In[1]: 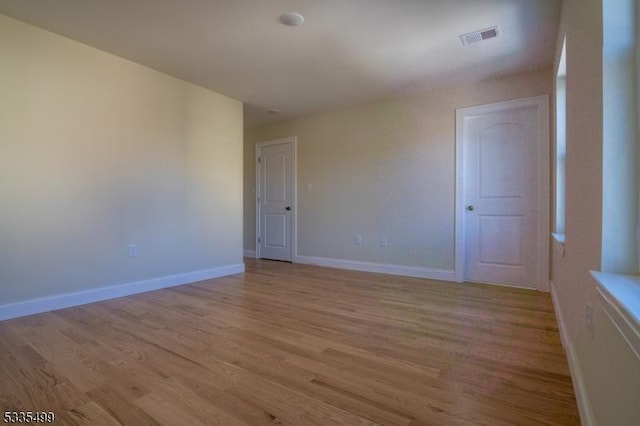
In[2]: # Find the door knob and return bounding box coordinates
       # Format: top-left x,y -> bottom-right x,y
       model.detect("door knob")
466,205 -> 474,211
285,206 -> 291,211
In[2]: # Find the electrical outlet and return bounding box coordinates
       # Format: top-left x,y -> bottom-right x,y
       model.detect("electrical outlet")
129,244 -> 137,257
379,236 -> 388,247
355,234 -> 362,245
585,303 -> 594,338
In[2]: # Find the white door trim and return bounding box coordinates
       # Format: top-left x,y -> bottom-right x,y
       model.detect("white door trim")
455,96 -> 550,291
255,137 -> 298,261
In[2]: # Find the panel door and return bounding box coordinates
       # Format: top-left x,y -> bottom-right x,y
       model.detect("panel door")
259,142 -> 293,261
463,105 -> 540,288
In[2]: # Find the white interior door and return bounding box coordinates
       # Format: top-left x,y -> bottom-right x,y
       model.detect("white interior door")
257,139 -> 294,261
458,98 -> 547,289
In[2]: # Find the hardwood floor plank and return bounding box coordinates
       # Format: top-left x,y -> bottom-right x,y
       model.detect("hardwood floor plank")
86,384 -> 159,425
68,401 -> 122,425
0,259 -> 579,425
134,393 -> 208,426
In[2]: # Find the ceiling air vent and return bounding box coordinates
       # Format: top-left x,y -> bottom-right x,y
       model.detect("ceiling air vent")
460,26 -> 500,46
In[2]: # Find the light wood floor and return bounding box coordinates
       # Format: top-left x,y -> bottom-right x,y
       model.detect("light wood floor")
0,259 -> 579,425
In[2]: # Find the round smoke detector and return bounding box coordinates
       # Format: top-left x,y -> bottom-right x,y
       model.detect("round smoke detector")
279,12 -> 304,27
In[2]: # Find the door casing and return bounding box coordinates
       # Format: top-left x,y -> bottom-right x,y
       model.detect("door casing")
455,96 -> 550,291
255,136 -> 298,261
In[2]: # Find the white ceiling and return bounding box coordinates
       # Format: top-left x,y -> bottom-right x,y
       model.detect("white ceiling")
0,0 -> 561,128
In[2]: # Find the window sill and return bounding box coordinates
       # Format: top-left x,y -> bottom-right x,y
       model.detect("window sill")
591,271 -> 640,360
552,233 -> 566,257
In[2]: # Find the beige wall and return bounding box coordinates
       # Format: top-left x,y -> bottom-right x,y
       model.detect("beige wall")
551,0 -> 640,424
0,15 -> 243,304
244,69 -> 551,270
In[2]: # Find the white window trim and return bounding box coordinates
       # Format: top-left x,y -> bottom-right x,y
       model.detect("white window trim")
590,0 -> 640,364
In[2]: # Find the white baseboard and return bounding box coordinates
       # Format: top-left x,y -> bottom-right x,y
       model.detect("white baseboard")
294,255 -> 456,282
0,263 -> 245,321
550,281 -> 596,426
243,250 -> 257,258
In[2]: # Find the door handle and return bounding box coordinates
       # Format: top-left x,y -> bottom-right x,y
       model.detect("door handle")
466,205 -> 474,211
285,206 -> 291,211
